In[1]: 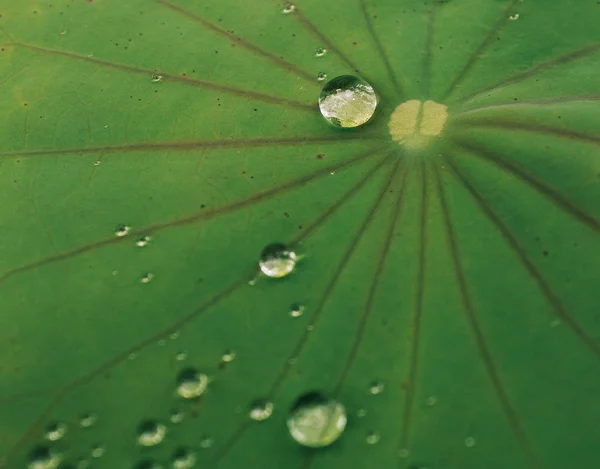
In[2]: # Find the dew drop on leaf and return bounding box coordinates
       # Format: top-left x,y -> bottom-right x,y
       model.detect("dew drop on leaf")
317,72 -> 327,81
137,461 -> 164,469
170,409 -> 185,424
366,431 -> 380,445
282,3 -> 295,13
290,303 -> 305,318
141,273 -> 155,284
319,75 -> 377,128
172,448 -> 196,469
90,445 -> 105,458
315,47 -> 327,57
45,422 -> 67,441
76,459 -> 90,469
151,73 -> 163,82
136,235 -> 151,247
287,392 -> 347,448
356,408 -> 367,417
426,395 -> 438,406
28,446 -> 61,469
114,224 -> 130,237
175,352 -> 188,361
79,413 -> 97,428
368,381 -> 384,395
249,399 -> 274,421
465,437 -> 476,447
259,243 -> 297,278
221,350 -> 236,362
176,369 -> 209,399
199,436 -> 214,449
137,420 -> 167,447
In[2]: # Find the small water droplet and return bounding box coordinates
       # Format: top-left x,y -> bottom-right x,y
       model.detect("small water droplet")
91,445 -> 105,458
170,409 -> 185,424
465,437 -> 476,447
136,235 -> 151,247
356,408 -> 367,417
398,448 -> 410,458
306,324 -> 314,331
170,331 -> 180,340
87,52 -> 94,58
115,224 -> 130,237
129,352 -> 138,360
290,303 -> 305,318
369,381 -> 384,395
319,75 -> 377,128
137,421 -> 167,447
249,400 -> 274,421
93,160 -> 101,166
509,13 -> 519,20
136,461 -> 164,469
287,392 -> 347,448
550,319 -> 561,328
80,413 -> 97,428
221,350 -> 236,363
259,243 -> 297,278
315,47 -> 327,57
76,459 -> 90,469
176,369 -> 209,399
172,448 -> 196,469
175,352 -> 188,361
426,395 -> 438,406
317,72 -> 328,81
151,73 -> 163,82
141,273 -> 155,284
60,30 -> 67,35
282,3 -> 295,13
28,446 -> 61,469
45,422 -> 67,442
158,339 -> 166,346
199,436 -> 214,449
366,431 -> 380,445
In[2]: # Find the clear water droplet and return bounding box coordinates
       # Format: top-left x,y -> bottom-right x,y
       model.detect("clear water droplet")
158,339 -> 166,346
249,400 -> 274,421
315,47 -> 327,57
115,224 -> 130,237
366,431 -> 380,445
76,459 -> 90,469
80,413 -> 97,428
136,235 -> 151,247
45,422 -> 67,441
259,243 -> 297,278
93,160 -> 101,166
172,448 -> 196,469
176,369 -> 209,399
369,381 -> 384,395
356,408 -> 367,417
287,392 -> 347,448
319,75 -> 377,128
141,273 -> 155,284
426,395 -> 438,406
221,350 -> 236,363
170,331 -> 180,340
137,421 -> 167,447
170,409 -> 185,424
199,436 -> 214,449
465,437 -> 476,447
290,303 -> 305,318
91,445 -> 105,458
60,29 -> 67,35
151,73 -> 163,82
317,72 -> 328,81
509,13 -> 519,20
136,461 -> 164,469
175,352 -> 188,361
282,3 -> 295,13
28,446 -> 61,469
129,352 -> 138,360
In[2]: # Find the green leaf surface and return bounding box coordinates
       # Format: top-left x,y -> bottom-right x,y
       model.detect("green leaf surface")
1,0 -> 599,468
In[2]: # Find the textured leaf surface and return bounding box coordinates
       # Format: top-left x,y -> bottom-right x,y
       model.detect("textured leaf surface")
1,0 -> 599,468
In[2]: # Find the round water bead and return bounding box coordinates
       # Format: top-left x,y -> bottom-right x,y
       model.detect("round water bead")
28,446 -> 62,469
259,243 -> 297,278
249,400 -> 274,421
45,422 -> 67,441
287,392 -> 347,448
176,369 -> 209,399
319,75 -> 377,128
137,420 -> 167,447
172,448 -> 196,469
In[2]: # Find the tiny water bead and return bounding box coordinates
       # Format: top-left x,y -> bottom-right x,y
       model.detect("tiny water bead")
76,459 -> 90,469
369,381 -> 384,395
90,445 -> 105,458
170,409 -> 185,424
287,392 -> 347,448
319,75 -> 377,128
115,224 -> 130,237
45,422 -> 67,441
176,369 -> 209,399
175,352 -> 188,361
290,303 -> 305,318
259,243 -> 297,278
28,446 -> 61,469
315,47 -> 327,57
249,400 -> 274,421
136,235 -> 151,247
282,3 -> 295,13
151,73 -> 163,82
426,395 -> 438,406
317,72 -> 327,81
221,350 -> 236,362
172,448 -> 196,469
141,273 -> 155,284
137,421 -> 167,447
80,413 -> 97,428
465,437 -> 476,448
366,431 -> 380,445
137,461 -> 164,469
199,436 -> 214,449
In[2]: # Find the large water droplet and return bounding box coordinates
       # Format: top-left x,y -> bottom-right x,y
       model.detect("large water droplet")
176,369 -> 209,399
287,392 -> 347,448
249,400 -> 274,421
28,446 -> 61,469
45,422 -> 67,441
137,421 -> 167,447
290,303 -> 305,318
319,75 -> 377,128
172,448 -> 196,469
259,243 -> 297,278
80,413 -> 97,428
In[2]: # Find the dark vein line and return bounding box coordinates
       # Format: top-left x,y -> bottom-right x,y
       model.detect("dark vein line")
453,118 -> 600,147
4,153 -> 391,466
0,146 -> 385,286
439,0 -> 521,102
444,156 -> 600,359
0,134 -> 376,159
433,165 -> 541,469
452,138 -> 600,234
358,0 -> 403,98
454,95 -> 600,117
398,160 -> 428,452
421,5 -> 437,99
11,42 -> 315,111
210,153 -> 396,465
460,42 -> 600,104
155,0 -> 317,84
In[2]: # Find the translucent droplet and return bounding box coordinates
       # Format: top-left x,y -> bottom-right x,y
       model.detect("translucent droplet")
282,3 -> 295,13
170,331 -> 180,340
356,408 -> 367,418
137,421 -> 167,447
319,75 -> 377,128
317,72 -> 328,81
176,369 -> 209,399
172,448 -> 196,469
45,422 -> 67,441
199,436 -> 214,449
259,243 -> 297,278
170,409 -> 185,424
175,352 -> 187,361
76,458 -> 90,469
28,446 -> 61,469
115,224 -> 130,237
221,350 -> 236,363
366,431 -> 380,445
136,235 -> 151,247
369,381 -> 384,395
290,303 -> 305,318
93,160 -> 101,166
137,461 -> 164,469
128,352 -> 138,360
151,73 -> 163,82
465,437 -> 476,447
141,273 -> 154,284
91,445 -> 105,458
80,413 -> 97,428
426,395 -> 438,406
509,13 -> 519,20
315,47 -> 327,57
249,400 -> 274,421
287,392 -> 347,448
